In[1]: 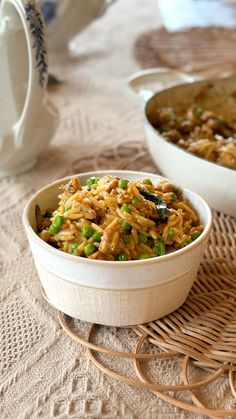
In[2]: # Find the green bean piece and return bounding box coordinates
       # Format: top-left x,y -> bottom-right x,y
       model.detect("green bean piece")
138,233 -> 148,244
84,243 -> 96,256
123,235 -> 130,245
139,253 -> 151,260
54,215 -> 64,228
167,228 -> 174,237
118,252 -> 128,261
122,220 -> 131,231
191,231 -> 202,241
70,242 -> 79,252
143,178 -> 152,185
82,225 -> 94,238
92,231 -> 103,242
118,178 -> 128,189
49,224 -> 60,235
153,240 -> 165,256
121,204 -> 130,213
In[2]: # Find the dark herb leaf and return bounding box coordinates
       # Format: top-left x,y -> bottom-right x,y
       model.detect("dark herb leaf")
138,188 -> 168,220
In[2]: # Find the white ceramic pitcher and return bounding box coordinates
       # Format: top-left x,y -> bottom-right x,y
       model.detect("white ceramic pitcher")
0,0 -> 59,178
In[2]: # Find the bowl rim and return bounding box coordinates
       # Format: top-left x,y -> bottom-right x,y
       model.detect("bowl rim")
23,169 -> 212,266
142,77 -> 236,175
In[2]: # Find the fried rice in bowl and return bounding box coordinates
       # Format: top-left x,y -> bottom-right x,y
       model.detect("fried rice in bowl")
23,170 -> 212,326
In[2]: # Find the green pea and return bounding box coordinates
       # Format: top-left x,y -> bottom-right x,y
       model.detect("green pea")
82,225 -> 94,238
139,253 -> 151,260
191,231 -> 202,241
49,224 -> 60,235
70,242 -> 79,252
86,177 -> 100,190
118,252 -> 128,261
153,240 -> 165,256
122,220 -> 131,231
143,178 -> 152,185
123,235 -> 130,245
84,243 -> 96,256
138,233 -> 148,244
167,228 -> 174,237
118,178 -> 128,189
92,231 -> 102,242
121,204 -> 130,213
132,197 -> 139,205
64,206 -> 71,212
54,215 -> 64,228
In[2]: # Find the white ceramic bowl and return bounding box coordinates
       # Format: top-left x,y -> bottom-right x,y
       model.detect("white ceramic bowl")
127,69 -> 236,217
23,170 -> 212,326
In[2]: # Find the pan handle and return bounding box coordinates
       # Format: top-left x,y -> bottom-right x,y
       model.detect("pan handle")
126,68 -> 195,105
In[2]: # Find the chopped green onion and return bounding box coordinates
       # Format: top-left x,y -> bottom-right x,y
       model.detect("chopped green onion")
139,253 -> 151,260
167,228 -> 174,237
138,233 -> 148,244
118,252 -> 128,261
122,220 -> 131,231
54,215 -> 64,228
84,243 -> 96,256
123,235 -> 130,245
191,231 -> 202,241
118,178 -> 128,189
49,224 -> 60,235
121,204 -> 130,213
92,231 -> 103,242
64,206 -> 71,212
82,225 -> 94,238
153,240 -> 165,256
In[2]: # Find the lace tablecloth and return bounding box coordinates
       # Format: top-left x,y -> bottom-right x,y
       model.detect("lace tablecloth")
1,1 -> 234,418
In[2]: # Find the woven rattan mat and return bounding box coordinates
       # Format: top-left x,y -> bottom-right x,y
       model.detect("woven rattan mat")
134,27 -> 236,77
42,141 -> 236,418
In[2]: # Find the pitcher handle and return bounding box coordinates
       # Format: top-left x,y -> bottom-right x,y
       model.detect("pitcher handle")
1,0 -> 48,149
126,68 -> 196,105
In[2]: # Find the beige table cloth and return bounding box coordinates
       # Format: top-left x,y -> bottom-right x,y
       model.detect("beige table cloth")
1,1 -> 234,417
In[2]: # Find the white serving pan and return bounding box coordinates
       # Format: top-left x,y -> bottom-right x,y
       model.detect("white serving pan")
23,170 -> 212,326
127,68 -> 236,217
